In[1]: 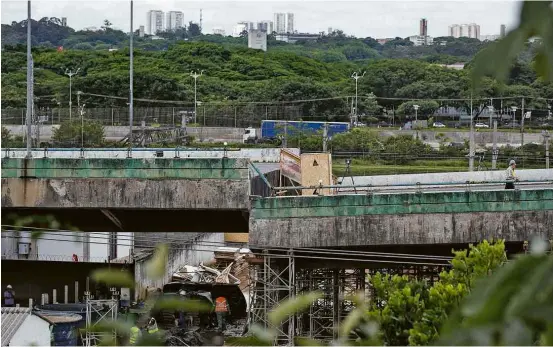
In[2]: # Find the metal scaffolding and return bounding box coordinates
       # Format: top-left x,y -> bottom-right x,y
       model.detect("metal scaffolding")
83,288 -> 119,347
249,250 -> 447,346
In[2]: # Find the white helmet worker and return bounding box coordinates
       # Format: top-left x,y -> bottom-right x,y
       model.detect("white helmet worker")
6,285 -> 12,289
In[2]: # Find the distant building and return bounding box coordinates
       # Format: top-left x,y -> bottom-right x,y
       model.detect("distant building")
232,22 -> 247,37
248,29 -> 267,51
166,11 -> 184,31
83,26 -> 98,31
258,20 -> 274,33
420,18 -> 428,37
276,32 -> 320,44
274,12 -> 294,34
408,35 -> 433,46
480,34 -> 500,41
147,10 -> 164,35
449,23 -> 480,39
212,27 -> 226,35
376,38 -> 394,45
287,13 -> 294,33
500,24 -> 506,38
61,17 -> 67,27
139,25 -> 145,37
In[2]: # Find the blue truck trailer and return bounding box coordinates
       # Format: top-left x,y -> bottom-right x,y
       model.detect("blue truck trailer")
243,120 -> 350,143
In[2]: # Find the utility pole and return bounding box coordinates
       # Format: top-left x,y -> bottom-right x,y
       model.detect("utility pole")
351,71 -> 365,126
322,122 -> 328,152
64,68 -> 80,121
492,120 -> 498,169
129,0 -> 134,152
26,0 -> 32,157
190,70 -> 204,125
413,104 -> 420,139
520,97 -> 525,147
469,94 -> 475,171
543,130 -> 550,169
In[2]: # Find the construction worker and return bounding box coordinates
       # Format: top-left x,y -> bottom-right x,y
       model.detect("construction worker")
215,296 -> 229,331
147,317 -> 159,335
3,285 -> 15,307
129,316 -> 142,346
505,160 -> 518,189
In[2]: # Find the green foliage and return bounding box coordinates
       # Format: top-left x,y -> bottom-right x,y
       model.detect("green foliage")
438,241 -> 553,346
368,240 -> 507,346
397,100 -> 440,117
52,119 -> 105,147
471,1 -> 553,84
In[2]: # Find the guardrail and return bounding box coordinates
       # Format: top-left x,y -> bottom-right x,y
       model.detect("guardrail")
253,178 -> 553,197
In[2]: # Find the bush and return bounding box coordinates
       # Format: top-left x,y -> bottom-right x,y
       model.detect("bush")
52,119 -> 105,147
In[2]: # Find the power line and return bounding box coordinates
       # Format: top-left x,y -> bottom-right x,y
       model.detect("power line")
2,227 -> 454,262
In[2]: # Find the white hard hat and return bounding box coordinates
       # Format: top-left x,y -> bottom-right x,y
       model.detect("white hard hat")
509,160 -> 516,166
7,285 -> 12,289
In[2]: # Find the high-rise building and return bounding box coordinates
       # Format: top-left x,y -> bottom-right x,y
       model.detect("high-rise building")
448,23 -> 480,39
500,24 -> 506,38
419,18 -> 428,37
286,13 -> 294,33
274,13 -> 286,33
232,22 -> 248,37
139,25 -> 145,37
258,20 -> 274,33
61,17 -> 67,27
166,11 -> 184,31
146,10 -> 164,35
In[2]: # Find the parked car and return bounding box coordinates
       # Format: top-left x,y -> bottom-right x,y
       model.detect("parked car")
432,122 -> 446,128
503,121 -> 520,128
475,123 -> 490,128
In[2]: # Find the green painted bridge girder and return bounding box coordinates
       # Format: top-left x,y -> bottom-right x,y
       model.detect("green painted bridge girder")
251,189 -> 553,218
1,158 -> 249,179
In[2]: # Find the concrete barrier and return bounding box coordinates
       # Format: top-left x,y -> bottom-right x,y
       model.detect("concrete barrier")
340,169 -> 553,189
2,148 -> 300,163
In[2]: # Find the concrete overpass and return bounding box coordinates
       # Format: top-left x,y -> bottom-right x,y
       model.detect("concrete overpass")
249,188 -> 553,248
1,157 -> 252,233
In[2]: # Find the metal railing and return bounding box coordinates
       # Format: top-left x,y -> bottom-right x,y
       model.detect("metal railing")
1,253 -> 131,263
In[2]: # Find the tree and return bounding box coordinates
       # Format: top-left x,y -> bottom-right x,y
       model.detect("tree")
52,119 -> 105,147
102,19 -> 112,30
187,22 -> 201,37
368,240 -> 507,346
397,100 -> 439,117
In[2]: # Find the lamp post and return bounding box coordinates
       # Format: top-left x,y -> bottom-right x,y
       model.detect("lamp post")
543,130 -> 550,169
413,104 -> 420,139
129,0 -> 134,153
511,106 -> 518,129
26,0 -> 32,157
351,71 -> 366,126
190,70 -> 204,125
64,68 -> 80,121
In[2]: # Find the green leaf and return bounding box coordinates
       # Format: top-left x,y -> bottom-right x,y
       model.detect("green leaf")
91,269 -> 135,288
154,297 -> 212,312
268,291 -> 322,326
145,244 -> 168,280
340,308 -> 364,338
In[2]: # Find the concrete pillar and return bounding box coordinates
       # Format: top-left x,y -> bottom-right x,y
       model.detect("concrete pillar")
64,285 -> 68,304
53,289 -> 57,304
75,281 -> 79,303
29,298 -> 33,308
492,120 -> 498,170
41,294 -> 45,305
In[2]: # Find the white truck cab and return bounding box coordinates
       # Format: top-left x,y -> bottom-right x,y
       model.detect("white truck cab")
243,127 -> 258,143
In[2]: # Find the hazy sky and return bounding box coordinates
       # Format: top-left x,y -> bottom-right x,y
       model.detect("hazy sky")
2,0 -> 521,38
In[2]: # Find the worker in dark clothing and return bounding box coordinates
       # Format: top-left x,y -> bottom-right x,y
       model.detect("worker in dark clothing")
3,285 -> 15,307
215,296 -> 229,331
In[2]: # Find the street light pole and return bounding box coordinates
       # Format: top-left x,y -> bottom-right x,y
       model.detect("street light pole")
413,104 -> 420,139
26,0 -> 32,157
469,93 -> 475,171
351,71 -> 365,126
190,70 -> 204,125
65,68 -> 80,121
129,0 -> 134,151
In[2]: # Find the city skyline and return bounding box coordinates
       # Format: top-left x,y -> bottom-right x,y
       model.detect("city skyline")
1,1 -> 520,39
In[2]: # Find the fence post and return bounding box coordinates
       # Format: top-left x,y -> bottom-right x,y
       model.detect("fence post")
75,281 -> 79,303
64,285 -> 69,304
53,289 -> 57,304
234,107 -> 237,128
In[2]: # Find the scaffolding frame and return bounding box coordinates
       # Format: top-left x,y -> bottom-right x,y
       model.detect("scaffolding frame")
250,250 -> 447,346
83,288 -> 119,347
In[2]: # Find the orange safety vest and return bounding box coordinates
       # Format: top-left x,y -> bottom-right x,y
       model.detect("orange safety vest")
215,297 -> 228,312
